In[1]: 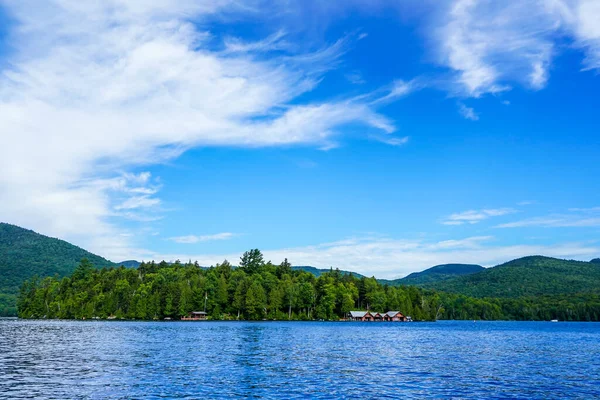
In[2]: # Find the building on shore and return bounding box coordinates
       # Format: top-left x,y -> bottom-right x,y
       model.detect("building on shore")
348,310 -> 408,322
181,311 -> 207,321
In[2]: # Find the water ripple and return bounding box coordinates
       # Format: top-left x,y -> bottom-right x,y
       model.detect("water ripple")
1,320 -> 599,399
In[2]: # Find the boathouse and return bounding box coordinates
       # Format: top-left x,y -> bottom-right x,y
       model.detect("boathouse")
384,311 -> 406,322
348,310 -> 408,322
349,311 -> 374,321
181,311 -> 207,321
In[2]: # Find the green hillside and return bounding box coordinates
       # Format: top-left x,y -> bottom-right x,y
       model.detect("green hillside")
118,260 -> 141,268
0,223 -> 115,316
292,266 -> 365,278
426,256 -> 600,298
380,263 -> 484,286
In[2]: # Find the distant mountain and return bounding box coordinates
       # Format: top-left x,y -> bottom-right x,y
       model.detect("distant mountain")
292,266 -> 365,278
380,263 -> 484,286
591,258 -> 600,264
0,223 -> 115,316
425,256 -> 600,298
118,260 -> 141,268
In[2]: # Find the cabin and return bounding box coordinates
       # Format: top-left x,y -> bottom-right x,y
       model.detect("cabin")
348,311 -> 374,321
348,310 -> 408,322
181,311 -> 207,321
384,311 -> 406,322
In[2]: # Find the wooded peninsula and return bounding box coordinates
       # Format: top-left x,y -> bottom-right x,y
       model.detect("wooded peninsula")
17,249 -> 600,322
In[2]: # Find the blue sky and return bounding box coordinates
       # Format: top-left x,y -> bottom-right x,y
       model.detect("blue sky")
0,0 -> 599,278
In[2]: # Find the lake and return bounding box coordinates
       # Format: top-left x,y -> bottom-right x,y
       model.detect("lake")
1,320 -> 599,399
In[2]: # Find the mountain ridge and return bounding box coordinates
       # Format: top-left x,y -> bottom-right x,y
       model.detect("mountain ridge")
424,255 -> 600,298
2,222 -> 600,315
379,263 -> 485,286
0,223 -> 115,315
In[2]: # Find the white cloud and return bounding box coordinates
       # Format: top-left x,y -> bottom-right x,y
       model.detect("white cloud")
223,30 -> 289,53
345,72 -> 366,84
518,200 -> 536,206
434,0 -> 600,96
458,102 -> 479,120
575,0 -> 600,70
0,0 -> 399,259
371,78 -> 423,105
371,135 -> 410,146
114,196 -> 160,211
168,233 -> 236,244
497,207 -> 600,228
442,208 -> 517,225
148,235 -> 599,279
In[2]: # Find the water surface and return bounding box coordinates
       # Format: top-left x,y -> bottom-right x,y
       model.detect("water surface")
1,320 -> 599,399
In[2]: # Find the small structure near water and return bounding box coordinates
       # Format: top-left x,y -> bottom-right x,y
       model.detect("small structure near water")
181,311 -> 207,321
348,311 -> 408,322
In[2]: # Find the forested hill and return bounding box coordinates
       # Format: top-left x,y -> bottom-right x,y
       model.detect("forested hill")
425,256 -> 600,298
118,260 -> 141,268
292,266 -> 365,278
18,255 -> 600,321
0,223 -> 115,315
107,263 -> 363,278
380,264 -> 485,286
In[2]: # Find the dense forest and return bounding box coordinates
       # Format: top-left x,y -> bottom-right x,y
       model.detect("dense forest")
0,223 -> 115,316
427,256 -> 600,298
18,250 -> 600,321
380,263 -> 485,286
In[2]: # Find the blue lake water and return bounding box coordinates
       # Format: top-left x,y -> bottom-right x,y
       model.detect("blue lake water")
1,320 -> 599,399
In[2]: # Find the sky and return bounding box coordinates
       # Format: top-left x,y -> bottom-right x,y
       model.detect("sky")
0,0 -> 599,278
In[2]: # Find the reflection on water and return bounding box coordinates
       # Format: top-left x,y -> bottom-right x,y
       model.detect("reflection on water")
1,320 -> 599,399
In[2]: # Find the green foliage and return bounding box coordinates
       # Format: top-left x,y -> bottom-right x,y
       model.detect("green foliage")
427,256 -> 600,298
0,223 -> 115,316
18,251 -> 600,322
6,222 -> 600,322
17,251 -> 441,321
292,266 -> 364,278
382,264 -> 485,286
438,292 -> 600,321
239,249 -> 264,275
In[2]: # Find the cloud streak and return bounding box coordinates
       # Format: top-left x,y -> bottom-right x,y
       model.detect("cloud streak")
433,0 -> 600,96
149,235 -> 599,279
0,0 -> 400,259
442,208 -> 517,225
458,103 -> 479,120
497,207 -> 600,228
168,233 -> 237,244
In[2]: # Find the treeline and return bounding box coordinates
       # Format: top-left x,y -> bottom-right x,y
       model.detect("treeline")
439,293 -> 600,321
17,250 -> 600,321
17,250 -> 441,321
0,222 -> 115,316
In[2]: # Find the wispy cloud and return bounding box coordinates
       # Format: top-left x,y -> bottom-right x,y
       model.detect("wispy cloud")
458,102 -> 479,120
371,78 -> 424,105
114,196 -> 160,211
371,135 -> 410,146
223,30 -> 289,53
345,72 -> 366,84
442,208 -> 517,225
518,200 -> 537,206
0,1 -> 401,259
150,235 -> 599,279
168,233 -> 237,244
433,0 -> 600,96
497,207 -> 600,228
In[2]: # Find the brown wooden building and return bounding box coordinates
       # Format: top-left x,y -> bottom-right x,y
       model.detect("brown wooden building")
181,311 -> 207,321
348,310 -> 407,322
